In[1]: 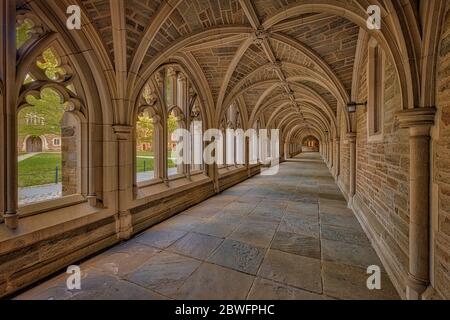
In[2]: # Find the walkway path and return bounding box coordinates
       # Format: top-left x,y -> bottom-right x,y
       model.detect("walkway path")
16,153 -> 399,300
17,152 -> 40,162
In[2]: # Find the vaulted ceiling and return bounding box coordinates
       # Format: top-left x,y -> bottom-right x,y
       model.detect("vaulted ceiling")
20,0 -> 382,143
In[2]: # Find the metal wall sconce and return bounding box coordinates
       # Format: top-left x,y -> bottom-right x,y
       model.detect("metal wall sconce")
347,101 -> 367,113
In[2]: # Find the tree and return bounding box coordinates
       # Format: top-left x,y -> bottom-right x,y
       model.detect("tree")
136,114 -> 154,145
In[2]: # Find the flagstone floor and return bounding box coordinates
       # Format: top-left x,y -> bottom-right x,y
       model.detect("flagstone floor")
15,153 -> 400,300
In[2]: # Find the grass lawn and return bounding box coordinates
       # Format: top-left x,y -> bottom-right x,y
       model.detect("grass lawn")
136,157 -> 155,173
137,151 -> 155,157
136,157 -> 177,172
18,153 -> 62,188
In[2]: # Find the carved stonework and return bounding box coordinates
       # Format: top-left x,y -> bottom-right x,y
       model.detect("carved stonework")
167,67 -> 177,78
113,125 -> 133,141
396,108 -> 436,129
254,29 -> 269,45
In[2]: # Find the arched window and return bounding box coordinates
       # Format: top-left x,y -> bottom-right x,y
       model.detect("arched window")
17,47 -> 85,207
190,100 -> 203,172
248,121 -> 259,165
235,112 -> 245,166
167,109 -> 184,177
222,104 -> 245,168
368,37 -> 384,141
136,109 -> 156,183
135,64 -> 205,185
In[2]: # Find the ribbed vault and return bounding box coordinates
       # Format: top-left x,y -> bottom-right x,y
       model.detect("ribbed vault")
21,0 -> 426,151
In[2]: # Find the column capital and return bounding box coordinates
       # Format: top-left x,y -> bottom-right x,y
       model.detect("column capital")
177,72 -> 187,82
396,107 -> 436,129
113,125 -> 133,140
167,67 -> 177,78
346,132 -> 357,143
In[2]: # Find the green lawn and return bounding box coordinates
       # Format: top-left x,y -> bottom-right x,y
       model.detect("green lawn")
136,157 -> 155,173
137,151 -> 154,157
136,157 -> 177,172
18,153 -> 62,188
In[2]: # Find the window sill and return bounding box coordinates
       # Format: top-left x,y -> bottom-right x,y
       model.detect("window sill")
168,173 -> 187,181
218,165 -> 247,176
19,194 -> 87,219
134,173 -> 211,203
0,202 -> 116,251
190,169 -> 205,176
137,178 -> 162,189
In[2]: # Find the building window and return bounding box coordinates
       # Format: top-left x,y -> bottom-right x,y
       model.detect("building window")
17,47 -> 82,207
53,138 -> 61,146
136,109 -> 156,183
136,65 -> 206,185
190,101 -> 204,172
367,38 -> 384,141
168,109 -> 184,177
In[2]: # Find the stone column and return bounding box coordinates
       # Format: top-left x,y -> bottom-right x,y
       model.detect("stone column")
330,138 -> 335,172
113,125 -> 134,240
347,132 -> 357,207
397,108 -> 436,300
177,73 -> 189,178
1,1 -> 18,229
335,137 -> 340,178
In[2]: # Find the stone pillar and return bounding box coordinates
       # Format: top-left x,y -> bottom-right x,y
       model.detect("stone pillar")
177,73 -> 189,177
347,132 -> 357,207
1,1 -> 18,229
335,137 -> 340,178
113,125 -> 134,240
397,108 -> 436,300
330,138 -> 335,172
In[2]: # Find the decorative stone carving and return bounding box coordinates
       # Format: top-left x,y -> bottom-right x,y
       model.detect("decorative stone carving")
253,29 -> 269,45
167,67 -> 177,78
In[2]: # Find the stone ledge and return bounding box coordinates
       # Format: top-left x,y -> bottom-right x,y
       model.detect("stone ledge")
0,203 -> 116,255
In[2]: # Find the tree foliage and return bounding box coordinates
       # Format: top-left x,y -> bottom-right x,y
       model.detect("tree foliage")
18,88 -> 65,138
16,19 -> 33,49
18,48 -> 66,139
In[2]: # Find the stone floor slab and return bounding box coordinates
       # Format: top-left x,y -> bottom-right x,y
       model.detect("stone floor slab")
271,231 -> 321,259
167,232 -> 223,260
258,250 -> 322,294
248,278 -> 331,300
174,263 -> 255,300
322,239 -> 383,269
208,239 -> 266,275
125,252 -> 201,296
228,224 -> 276,248
321,224 -> 371,246
135,229 -> 188,249
322,261 -> 399,300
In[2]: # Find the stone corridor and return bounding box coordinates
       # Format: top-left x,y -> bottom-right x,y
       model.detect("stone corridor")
15,153 -> 399,300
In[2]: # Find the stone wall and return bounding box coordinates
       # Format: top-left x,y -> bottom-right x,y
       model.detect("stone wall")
339,110 -> 350,196
350,47 -> 410,297
61,113 -> 78,196
433,2 -> 450,299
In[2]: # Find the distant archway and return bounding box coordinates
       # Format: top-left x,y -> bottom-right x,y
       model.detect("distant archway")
25,136 -> 43,153
302,136 -> 319,153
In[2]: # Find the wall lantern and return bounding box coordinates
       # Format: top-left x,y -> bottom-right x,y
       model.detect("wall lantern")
347,101 -> 367,113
